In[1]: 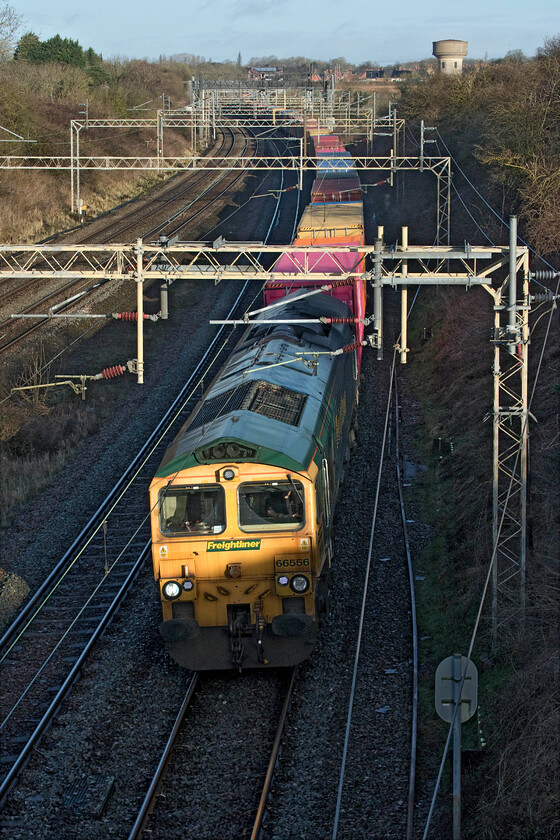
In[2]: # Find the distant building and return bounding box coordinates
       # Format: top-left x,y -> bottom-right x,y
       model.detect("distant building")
361,69 -> 385,79
359,67 -> 413,81
247,67 -> 281,81
432,40 -> 468,74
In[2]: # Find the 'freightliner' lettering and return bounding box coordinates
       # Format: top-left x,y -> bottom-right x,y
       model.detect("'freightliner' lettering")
207,539 -> 261,552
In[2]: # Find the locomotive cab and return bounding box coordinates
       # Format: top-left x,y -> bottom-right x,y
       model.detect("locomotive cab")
151,465 -> 326,670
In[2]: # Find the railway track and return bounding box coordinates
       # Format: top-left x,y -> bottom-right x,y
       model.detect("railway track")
123,345 -> 420,840
0,131 -> 423,839
327,349 -> 419,840
0,309 -> 422,840
127,668 -> 296,840
74,125 -> 257,245
73,127 -> 241,244
0,130 -> 234,315
0,279 -> 254,806
0,127 -> 253,355
0,138 -> 297,812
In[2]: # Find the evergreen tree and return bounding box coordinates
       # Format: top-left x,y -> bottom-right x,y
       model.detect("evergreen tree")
14,31 -> 43,61
13,31 -> 98,68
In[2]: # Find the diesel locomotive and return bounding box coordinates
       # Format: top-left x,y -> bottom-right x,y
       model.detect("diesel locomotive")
150,127 -> 367,670
149,293 -> 360,669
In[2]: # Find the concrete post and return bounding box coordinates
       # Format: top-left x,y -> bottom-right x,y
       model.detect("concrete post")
452,654 -> 462,840
136,238 -> 144,384
373,236 -> 383,360
401,226 -> 409,364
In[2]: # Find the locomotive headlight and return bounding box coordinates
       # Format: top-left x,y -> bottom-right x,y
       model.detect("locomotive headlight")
290,575 -> 310,594
182,579 -> 194,592
162,580 -> 181,600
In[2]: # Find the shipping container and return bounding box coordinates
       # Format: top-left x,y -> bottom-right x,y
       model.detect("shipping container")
296,202 -> 363,239
316,156 -> 357,178
311,176 -> 362,203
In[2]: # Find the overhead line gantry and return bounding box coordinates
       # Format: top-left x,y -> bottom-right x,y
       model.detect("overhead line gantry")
3,224 -> 544,644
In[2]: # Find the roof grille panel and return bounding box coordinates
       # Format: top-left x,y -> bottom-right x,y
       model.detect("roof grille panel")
189,383 -> 252,429
189,380 -> 306,431
248,381 -> 306,425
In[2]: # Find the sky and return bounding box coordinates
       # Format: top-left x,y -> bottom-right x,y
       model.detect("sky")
11,0 -> 560,65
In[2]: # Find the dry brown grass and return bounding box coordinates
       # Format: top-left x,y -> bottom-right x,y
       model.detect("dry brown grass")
0,58 -> 193,242
0,343 -> 103,526
471,639 -> 559,839
0,393 -> 100,525
409,284 -> 559,839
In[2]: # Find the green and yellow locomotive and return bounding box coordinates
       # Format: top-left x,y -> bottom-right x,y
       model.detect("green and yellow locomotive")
149,292 -> 360,670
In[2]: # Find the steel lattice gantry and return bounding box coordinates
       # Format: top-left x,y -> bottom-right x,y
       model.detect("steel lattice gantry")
479,221 -> 531,648
3,232 -> 528,633
0,150 -> 450,243
1,100 -> 449,237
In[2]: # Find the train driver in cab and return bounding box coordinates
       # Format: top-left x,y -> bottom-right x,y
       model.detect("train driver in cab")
265,489 -> 297,521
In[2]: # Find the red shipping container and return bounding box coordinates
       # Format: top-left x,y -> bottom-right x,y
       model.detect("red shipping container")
311,176 -> 362,203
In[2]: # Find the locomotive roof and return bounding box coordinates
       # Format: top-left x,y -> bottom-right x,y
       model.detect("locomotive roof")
155,292 -> 356,478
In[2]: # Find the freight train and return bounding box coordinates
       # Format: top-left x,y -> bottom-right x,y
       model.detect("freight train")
149,126 -> 367,670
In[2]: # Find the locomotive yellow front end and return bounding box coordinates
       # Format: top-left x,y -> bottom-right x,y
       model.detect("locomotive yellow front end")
150,462 -> 323,670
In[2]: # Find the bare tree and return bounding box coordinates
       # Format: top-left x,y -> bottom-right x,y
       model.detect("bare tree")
0,0 -> 22,60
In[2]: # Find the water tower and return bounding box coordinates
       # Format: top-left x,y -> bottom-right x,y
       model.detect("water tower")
432,40 -> 468,74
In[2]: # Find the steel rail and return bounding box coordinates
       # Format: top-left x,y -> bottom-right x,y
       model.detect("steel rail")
0,278 -> 249,661
0,542 -> 151,808
0,129 -> 244,353
127,668 -> 296,840
124,134 -> 299,840
0,279 -> 252,807
126,673 -> 200,840
250,667 -> 297,840
0,127 -> 287,660
331,350 -> 398,839
77,126 -> 241,244
0,275 -> 110,349
152,130 -> 253,240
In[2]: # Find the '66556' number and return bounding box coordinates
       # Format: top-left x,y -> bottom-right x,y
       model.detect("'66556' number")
275,558 -> 310,567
